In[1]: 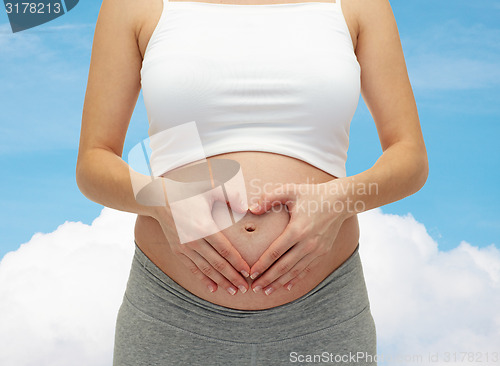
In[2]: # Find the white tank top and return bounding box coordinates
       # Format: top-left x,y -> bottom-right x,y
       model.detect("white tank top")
141,0 -> 360,178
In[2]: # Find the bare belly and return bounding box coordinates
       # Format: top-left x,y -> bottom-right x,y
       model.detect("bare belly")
217,209 -> 290,267
134,151 -> 360,310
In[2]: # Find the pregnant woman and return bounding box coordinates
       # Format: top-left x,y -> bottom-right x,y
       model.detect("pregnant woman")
76,0 -> 428,364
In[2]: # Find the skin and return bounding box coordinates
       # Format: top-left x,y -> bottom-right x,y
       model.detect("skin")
137,153 -> 363,309
76,0 -> 428,310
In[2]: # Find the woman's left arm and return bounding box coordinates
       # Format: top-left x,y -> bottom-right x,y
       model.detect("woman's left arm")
248,0 -> 429,294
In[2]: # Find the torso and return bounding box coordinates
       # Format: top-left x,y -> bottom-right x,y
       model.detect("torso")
133,0 -> 361,310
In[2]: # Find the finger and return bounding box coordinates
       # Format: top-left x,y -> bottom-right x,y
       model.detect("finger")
176,252 -> 218,293
249,183 -> 296,214
204,230 -> 251,277
262,253 -> 317,295
249,223 -> 300,280
186,246 -> 240,295
192,239 -> 249,294
283,256 -> 323,291
250,244 -> 307,292
252,248 -> 316,294
210,184 -> 248,214
226,188 -> 248,214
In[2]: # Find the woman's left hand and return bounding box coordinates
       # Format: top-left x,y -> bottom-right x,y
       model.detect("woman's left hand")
248,178 -> 351,295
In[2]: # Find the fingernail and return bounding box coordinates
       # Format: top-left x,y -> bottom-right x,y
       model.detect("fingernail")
241,270 -> 250,278
227,287 -> 237,295
253,286 -> 262,294
286,283 -> 293,291
240,199 -> 248,211
238,285 -> 247,294
249,203 -> 259,212
207,285 -> 215,293
250,272 -> 259,279
264,287 -> 274,296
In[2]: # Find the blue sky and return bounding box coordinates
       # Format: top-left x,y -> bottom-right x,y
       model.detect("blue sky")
1,0 -> 499,259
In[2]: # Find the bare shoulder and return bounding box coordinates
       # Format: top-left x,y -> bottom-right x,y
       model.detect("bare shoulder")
96,0 -> 159,57
353,0 -> 399,39
340,0 -> 398,52
135,0 -> 165,59
344,0 -> 399,52
96,0 -> 145,35
339,0 -> 361,51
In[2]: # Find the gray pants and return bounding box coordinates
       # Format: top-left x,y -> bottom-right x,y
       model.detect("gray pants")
113,243 -> 377,365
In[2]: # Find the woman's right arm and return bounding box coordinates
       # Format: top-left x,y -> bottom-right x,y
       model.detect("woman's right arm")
76,0 -> 250,294
76,0 -> 147,216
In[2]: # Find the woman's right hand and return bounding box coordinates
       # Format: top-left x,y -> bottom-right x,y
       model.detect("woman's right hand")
150,187 -> 251,295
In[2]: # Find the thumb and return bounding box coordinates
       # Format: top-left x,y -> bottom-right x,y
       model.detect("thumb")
250,184 -> 296,214
225,189 -> 248,214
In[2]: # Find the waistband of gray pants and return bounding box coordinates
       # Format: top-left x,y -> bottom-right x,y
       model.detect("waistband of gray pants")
126,240 -> 370,343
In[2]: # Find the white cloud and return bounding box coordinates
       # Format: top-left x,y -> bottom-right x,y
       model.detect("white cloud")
0,207 -> 499,366
0,208 -> 136,366
358,209 -> 500,364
